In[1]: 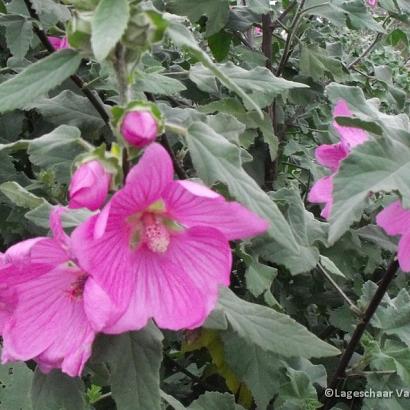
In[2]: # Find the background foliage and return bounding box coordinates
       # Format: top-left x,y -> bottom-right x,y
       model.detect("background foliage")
0,0 -> 410,409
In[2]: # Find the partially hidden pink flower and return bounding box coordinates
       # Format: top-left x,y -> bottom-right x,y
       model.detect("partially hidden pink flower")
308,100 -> 368,219
69,160 -> 111,211
368,0 -> 377,7
48,36 -> 69,50
376,200 -> 410,271
72,143 -> 269,333
120,111 -> 158,148
0,208 -> 113,377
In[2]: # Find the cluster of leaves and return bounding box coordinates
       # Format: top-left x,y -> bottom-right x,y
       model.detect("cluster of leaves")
0,0 -> 409,409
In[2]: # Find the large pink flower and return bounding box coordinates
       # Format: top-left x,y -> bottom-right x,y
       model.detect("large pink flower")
308,100 -> 368,219
376,200 -> 410,271
72,143 -> 268,333
0,208 -> 112,377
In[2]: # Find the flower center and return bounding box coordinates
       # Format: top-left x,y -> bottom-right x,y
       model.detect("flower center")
67,273 -> 87,300
142,213 -> 170,254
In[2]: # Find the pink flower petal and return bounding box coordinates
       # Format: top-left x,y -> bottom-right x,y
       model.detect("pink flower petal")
124,142 -> 173,200
164,181 -> 269,240
333,100 -> 368,149
50,206 -> 71,250
376,200 -> 410,236
105,226 -> 231,333
0,283 -> 16,334
1,265 -> 95,377
71,214 -> 136,311
315,143 -> 348,172
308,175 -> 333,219
398,231 -> 410,272
83,277 -> 121,332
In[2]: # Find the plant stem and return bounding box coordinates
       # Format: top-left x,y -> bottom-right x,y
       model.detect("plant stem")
347,17 -> 390,69
160,133 -> 188,180
276,0 -> 306,77
321,258 -> 400,410
114,43 -> 130,105
23,0 -> 110,126
91,392 -> 112,404
317,263 -> 361,316
271,1 -> 297,30
145,93 -> 188,180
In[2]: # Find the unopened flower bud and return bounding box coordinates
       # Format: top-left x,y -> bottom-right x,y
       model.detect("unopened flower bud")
69,160 -> 111,211
48,36 -> 69,50
120,111 -> 158,148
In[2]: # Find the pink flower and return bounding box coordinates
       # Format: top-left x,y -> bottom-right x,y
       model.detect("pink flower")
120,111 -> 158,148
69,160 -> 111,211
0,208 -> 112,377
376,200 -> 410,271
48,36 -> 69,50
72,143 -> 268,333
308,100 -> 368,219
368,0 -> 377,7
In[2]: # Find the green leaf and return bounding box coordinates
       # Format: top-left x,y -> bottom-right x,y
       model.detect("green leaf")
223,332 -> 282,409
208,31 -> 232,62
27,90 -> 106,133
303,0 -> 383,32
253,188 -> 328,274
91,0 -> 130,61
245,257 -> 278,300
364,374 -> 409,409
324,84 -> 410,243
189,62 -> 308,109
165,19 -> 264,118
275,369 -> 321,410
133,69 -> 187,96
319,255 -> 345,278
355,224 -> 398,253
207,288 -> 340,358
371,289 -> 410,347
188,392 -> 245,410
0,15 -> 33,61
31,369 -> 87,410
0,0 -> 6,13
300,45 -> 347,82
0,50 -> 82,114
330,133 -> 410,243
367,339 -> 410,385
167,0 -> 230,37
206,113 -> 246,145
247,0 -> 270,14
25,202 -> 94,229
97,323 -> 163,410
186,121 -> 311,273
161,391 -> 186,410
0,362 -> 33,410
28,125 -> 89,183
0,181 -> 45,209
